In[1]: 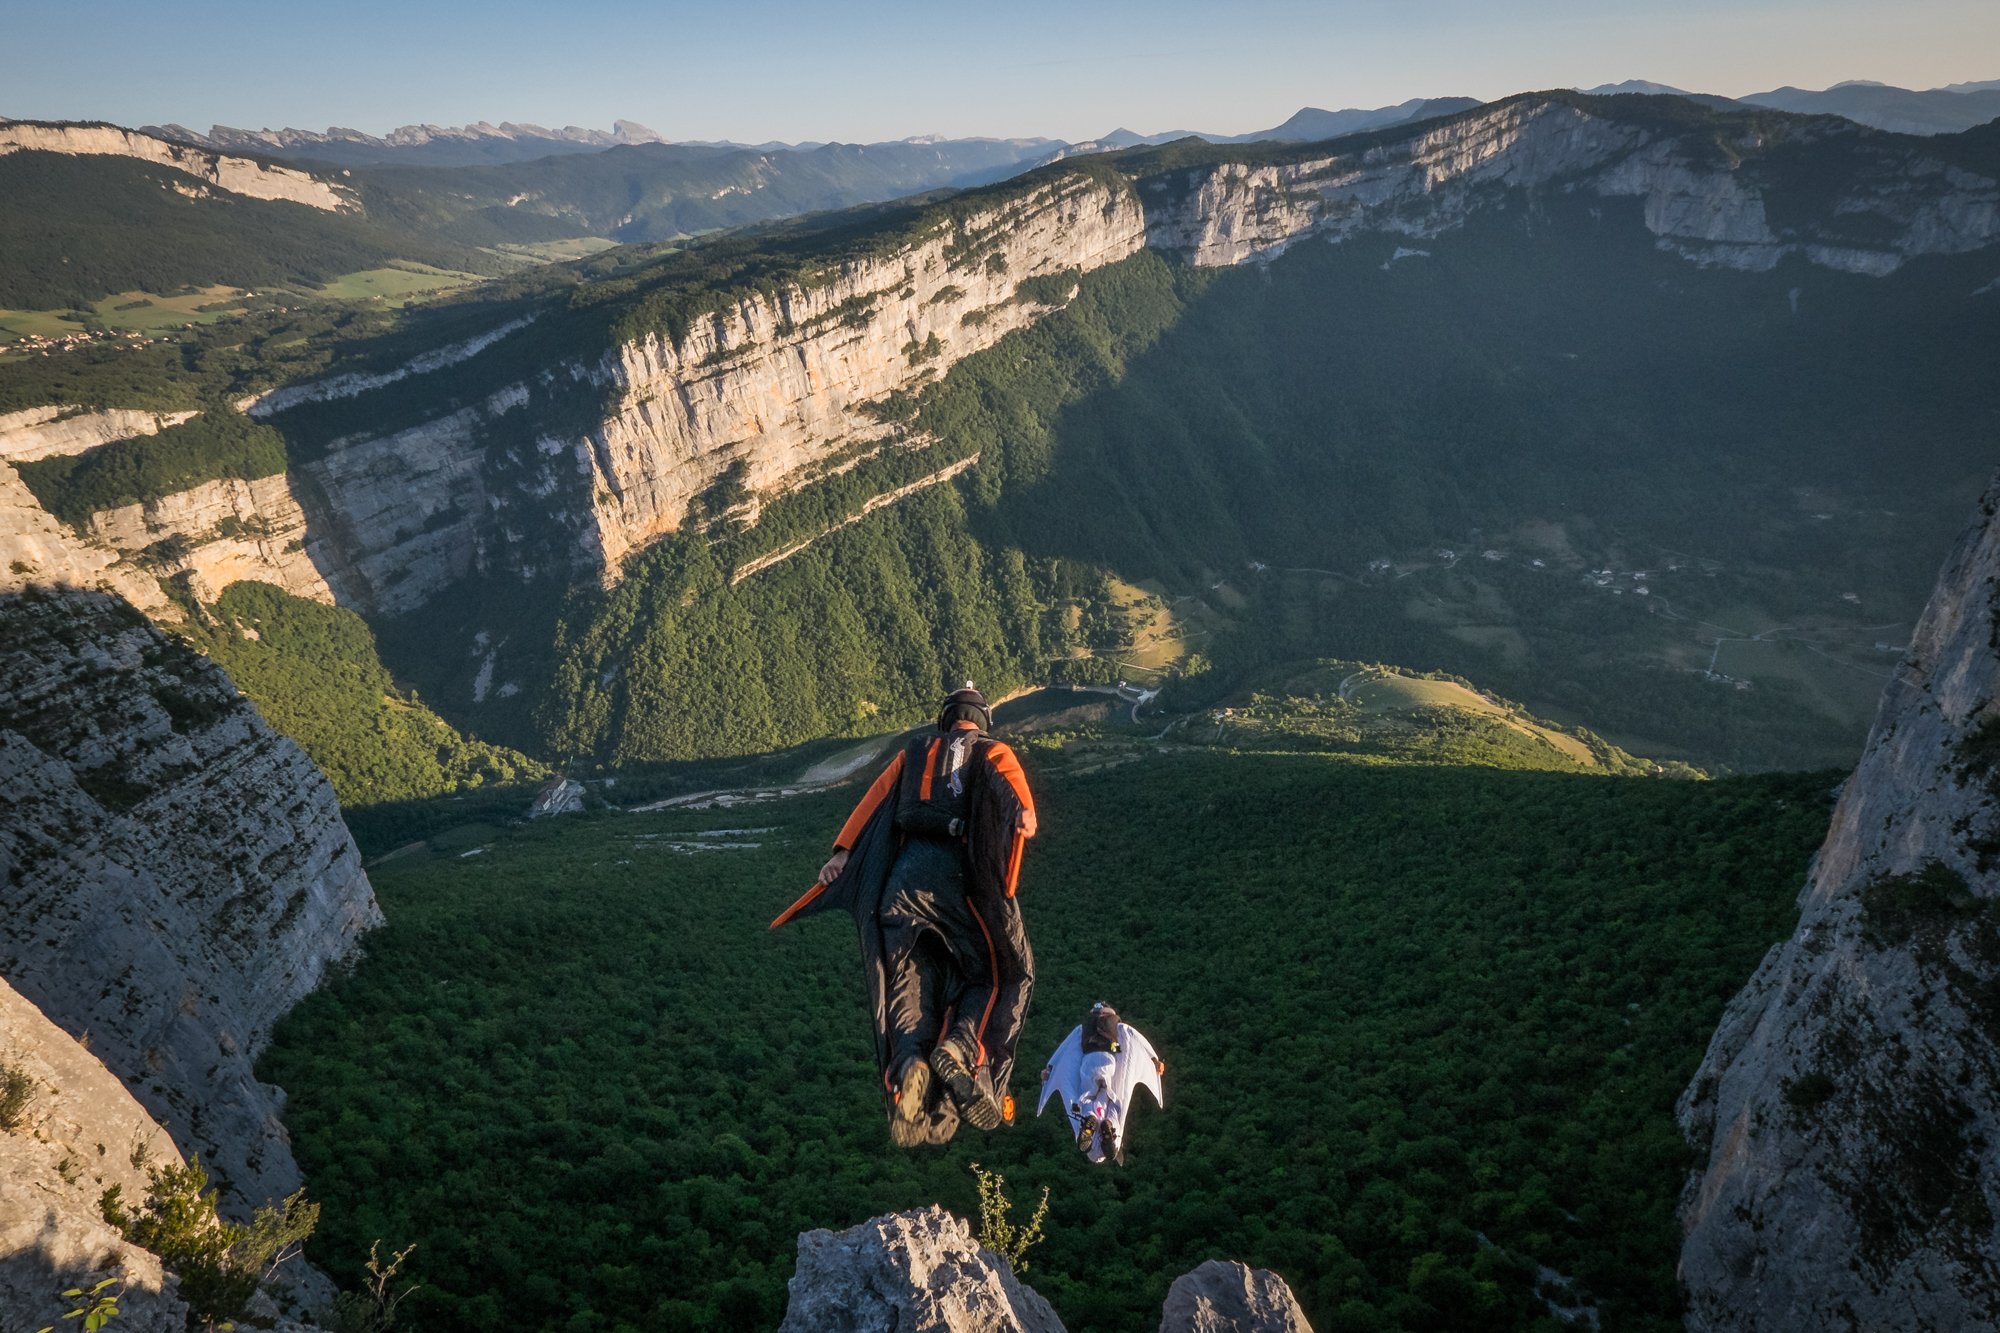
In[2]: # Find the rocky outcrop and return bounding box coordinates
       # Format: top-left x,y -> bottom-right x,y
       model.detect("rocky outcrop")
1142,97 -> 2000,274
778,1208 -> 1317,1332
0,120 -> 351,212
1159,1261 -> 1316,1333
778,1206 -> 1065,1333
1678,474 -> 2000,1330
0,587 -> 381,1213
0,976 -> 190,1333
0,406 -> 198,465
0,468 -> 168,618
86,472 -> 334,606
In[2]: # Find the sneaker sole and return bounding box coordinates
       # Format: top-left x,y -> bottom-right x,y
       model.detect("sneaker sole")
930,1047 -> 1002,1130
894,1060 -> 931,1125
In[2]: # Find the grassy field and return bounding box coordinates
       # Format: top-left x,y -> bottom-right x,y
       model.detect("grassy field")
0,262 -> 482,355
1102,576 -> 1232,677
0,285 -> 255,346
308,262 -> 484,303
489,238 -> 621,263
1339,669 -> 1600,766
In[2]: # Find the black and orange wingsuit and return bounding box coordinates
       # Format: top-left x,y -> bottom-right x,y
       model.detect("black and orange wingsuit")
771,716 -> 1036,1145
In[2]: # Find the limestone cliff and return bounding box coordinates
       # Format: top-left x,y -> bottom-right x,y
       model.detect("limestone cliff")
0,976 -> 189,1332
0,406 -> 199,466
1141,96 -> 1999,273
1678,474 -> 2000,1330
0,119 -> 352,211
85,473 -> 334,607
0,587 -> 381,1212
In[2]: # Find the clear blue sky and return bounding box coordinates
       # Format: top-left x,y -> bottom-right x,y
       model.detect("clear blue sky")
4,0 -> 1995,143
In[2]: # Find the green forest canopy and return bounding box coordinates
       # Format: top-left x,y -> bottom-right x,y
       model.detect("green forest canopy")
264,746 -> 1833,1332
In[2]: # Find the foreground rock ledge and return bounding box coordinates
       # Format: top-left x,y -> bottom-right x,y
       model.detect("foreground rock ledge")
778,1206 -> 1314,1332
1159,1260 -> 1314,1333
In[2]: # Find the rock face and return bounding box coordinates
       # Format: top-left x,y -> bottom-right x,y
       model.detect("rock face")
1158,1261 -> 1316,1333
85,472 -> 335,607
0,976 -> 190,1333
1678,474 -> 2000,1330
0,119 -> 351,212
0,587 -> 381,1213
0,406 -> 199,466
778,1206 -> 1066,1333
1141,96 -> 1998,273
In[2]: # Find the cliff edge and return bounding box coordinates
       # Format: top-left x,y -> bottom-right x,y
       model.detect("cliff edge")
1678,474 -> 2000,1329
0,586 -> 381,1214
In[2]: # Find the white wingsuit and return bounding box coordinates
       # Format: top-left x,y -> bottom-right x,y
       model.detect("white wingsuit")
1037,1014 -> 1164,1164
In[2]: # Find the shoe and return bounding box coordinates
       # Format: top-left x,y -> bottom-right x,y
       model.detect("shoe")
892,1056 -> 930,1127
1101,1120 -> 1121,1163
1075,1110 -> 1099,1152
930,1043 -> 1003,1130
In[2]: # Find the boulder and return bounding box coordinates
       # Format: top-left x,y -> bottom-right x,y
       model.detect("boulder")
1159,1260 -> 1314,1333
777,1205 -> 1065,1333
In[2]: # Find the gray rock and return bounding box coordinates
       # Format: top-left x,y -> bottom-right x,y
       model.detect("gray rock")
1159,1260 -> 1314,1333
0,976 -> 188,1333
0,587 -> 381,1216
1679,473 -> 2000,1330
777,1205 -> 1065,1333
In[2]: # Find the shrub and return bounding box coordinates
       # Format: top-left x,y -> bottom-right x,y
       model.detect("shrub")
100,1155 -> 318,1326
327,1240 -> 420,1333
968,1162 -> 1049,1273
0,1057 -> 33,1132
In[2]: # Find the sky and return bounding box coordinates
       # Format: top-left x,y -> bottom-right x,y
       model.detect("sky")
4,0 -> 1996,144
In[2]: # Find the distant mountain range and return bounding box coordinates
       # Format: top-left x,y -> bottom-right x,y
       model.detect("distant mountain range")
146,118 -> 674,167
1578,78 -> 2000,135
1066,96 -> 1483,153
130,74 -> 2000,178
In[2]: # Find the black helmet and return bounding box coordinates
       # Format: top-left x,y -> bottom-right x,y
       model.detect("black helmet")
936,682 -> 991,733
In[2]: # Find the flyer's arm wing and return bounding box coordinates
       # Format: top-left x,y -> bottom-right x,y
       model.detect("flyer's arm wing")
1037,1028 -> 1084,1114
1116,1024 -> 1164,1109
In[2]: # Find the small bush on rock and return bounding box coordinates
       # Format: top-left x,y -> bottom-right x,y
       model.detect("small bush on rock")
969,1162 -> 1049,1273
0,1056 -> 34,1131
100,1155 -> 318,1327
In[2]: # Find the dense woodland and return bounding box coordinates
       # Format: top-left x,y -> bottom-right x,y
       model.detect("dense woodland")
264,746 -> 1834,1332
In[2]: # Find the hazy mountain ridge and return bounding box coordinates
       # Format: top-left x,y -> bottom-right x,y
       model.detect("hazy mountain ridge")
1578,77 -> 2000,135
148,116 -> 670,167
